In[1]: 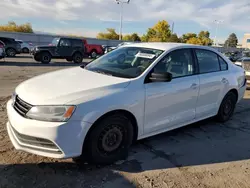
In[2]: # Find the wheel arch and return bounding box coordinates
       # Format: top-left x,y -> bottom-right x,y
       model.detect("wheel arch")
39,50 -> 52,56
82,109 -> 139,151
228,88 -> 238,102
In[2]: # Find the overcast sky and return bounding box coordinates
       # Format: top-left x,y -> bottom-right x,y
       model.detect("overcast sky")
0,0 -> 249,43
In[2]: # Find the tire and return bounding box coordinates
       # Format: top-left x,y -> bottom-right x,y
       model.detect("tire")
34,54 -> 41,62
72,52 -> 83,63
6,48 -> 16,57
80,114 -> 134,165
66,57 -> 72,62
216,92 -> 237,122
22,47 -> 29,53
90,50 -> 97,59
40,52 -> 51,64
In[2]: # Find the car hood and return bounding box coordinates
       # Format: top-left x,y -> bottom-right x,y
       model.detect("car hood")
15,67 -> 131,105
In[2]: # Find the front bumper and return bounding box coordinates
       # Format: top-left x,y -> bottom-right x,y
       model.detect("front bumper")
6,99 -> 91,159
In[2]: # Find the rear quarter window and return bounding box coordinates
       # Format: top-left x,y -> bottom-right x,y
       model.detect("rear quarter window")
72,39 -> 83,47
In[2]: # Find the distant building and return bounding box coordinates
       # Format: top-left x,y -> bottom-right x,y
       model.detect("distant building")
242,33 -> 250,49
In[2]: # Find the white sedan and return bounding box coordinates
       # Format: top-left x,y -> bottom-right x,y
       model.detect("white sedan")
6,43 -> 246,164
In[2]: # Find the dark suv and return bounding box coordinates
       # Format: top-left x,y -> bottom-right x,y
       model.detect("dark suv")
31,37 -> 85,64
0,37 -> 21,57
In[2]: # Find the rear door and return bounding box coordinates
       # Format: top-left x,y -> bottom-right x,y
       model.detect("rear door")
194,49 -> 230,119
57,38 -> 72,57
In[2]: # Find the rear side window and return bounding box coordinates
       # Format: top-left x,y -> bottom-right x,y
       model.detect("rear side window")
59,39 -> 71,47
218,56 -> 228,71
72,39 -> 83,47
195,49 -> 220,74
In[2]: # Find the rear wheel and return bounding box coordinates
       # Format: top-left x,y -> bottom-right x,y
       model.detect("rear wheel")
40,52 -> 51,64
90,50 -> 97,59
22,47 -> 29,53
216,92 -> 237,122
79,114 -> 134,165
72,52 -> 83,63
6,48 -> 16,57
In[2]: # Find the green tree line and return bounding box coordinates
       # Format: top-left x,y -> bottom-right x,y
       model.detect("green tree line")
97,20 -> 214,45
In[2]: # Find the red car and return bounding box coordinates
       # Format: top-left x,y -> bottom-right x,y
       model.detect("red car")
82,39 -> 104,58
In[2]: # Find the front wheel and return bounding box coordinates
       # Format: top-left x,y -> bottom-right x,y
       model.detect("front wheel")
216,92 -> 237,122
40,52 -> 51,64
81,114 -> 134,165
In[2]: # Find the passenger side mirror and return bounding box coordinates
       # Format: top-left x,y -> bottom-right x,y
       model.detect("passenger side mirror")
149,72 -> 172,82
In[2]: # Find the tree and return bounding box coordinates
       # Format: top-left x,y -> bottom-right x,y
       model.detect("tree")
166,33 -> 181,43
198,31 -> 213,46
180,33 -> 197,43
130,33 -> 141,41
224,33 -> 238,47
0,21 -> 33,33
186,37 -> 202,45
142,20 -> 171,42
123,33 -> 141,41
96,28 -> 119,40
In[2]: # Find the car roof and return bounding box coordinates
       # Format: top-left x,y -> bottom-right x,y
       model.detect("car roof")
122,42 -> 214,51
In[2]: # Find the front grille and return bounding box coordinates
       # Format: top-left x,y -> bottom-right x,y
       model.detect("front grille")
13,95 -> 32,117
242,62 -> 250,71
11,125 -> 61,153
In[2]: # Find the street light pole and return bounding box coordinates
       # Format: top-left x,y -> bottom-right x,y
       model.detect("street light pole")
116,0 -> 130,40
213,20 -> 223,46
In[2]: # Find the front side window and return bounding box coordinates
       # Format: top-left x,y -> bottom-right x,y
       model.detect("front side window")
153,49 -> 195,78
51,38 -> 60,46
195,49 -> 220,74
84,47 -> 163,78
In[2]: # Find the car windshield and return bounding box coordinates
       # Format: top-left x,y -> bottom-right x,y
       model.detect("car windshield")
51,38 -> 60,46
84,47 -> 164,78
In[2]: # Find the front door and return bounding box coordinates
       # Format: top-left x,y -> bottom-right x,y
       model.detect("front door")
144,48 -> 199,134
57,38 -> 72,57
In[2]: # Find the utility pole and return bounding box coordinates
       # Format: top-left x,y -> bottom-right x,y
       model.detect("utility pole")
116,0 -> 130,40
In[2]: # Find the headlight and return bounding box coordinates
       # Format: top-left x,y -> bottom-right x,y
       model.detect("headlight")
26,105 -> 76,122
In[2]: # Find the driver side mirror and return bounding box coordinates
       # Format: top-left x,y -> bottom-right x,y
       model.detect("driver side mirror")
149,72 -> 172,82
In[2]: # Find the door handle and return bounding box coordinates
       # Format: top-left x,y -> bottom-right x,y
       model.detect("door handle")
190,83 -> 198,89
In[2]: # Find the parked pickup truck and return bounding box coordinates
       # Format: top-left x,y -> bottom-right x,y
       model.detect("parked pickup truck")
82,39 -> 104,58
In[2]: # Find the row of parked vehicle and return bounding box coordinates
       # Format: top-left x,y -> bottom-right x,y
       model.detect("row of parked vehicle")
0,37 -> 34,58
0,36 -> 109,62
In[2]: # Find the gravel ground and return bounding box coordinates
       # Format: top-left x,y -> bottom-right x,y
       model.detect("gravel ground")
1,55 -> 250,188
